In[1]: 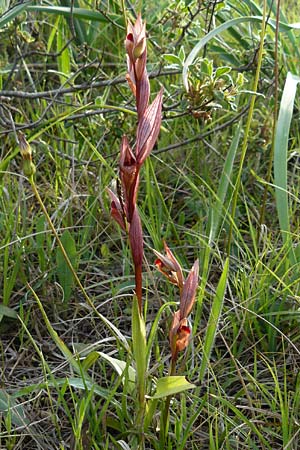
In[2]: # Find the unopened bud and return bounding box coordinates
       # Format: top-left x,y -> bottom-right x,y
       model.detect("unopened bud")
133,37 -> 146,60
18,132 -> 32,160
23,160 -> 36,177
18,132 -> 36,177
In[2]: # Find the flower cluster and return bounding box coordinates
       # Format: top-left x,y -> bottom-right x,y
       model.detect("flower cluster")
108,14 -> 163,312
154,242 -> 199,362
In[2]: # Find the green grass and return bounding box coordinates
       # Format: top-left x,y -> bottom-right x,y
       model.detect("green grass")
1,0 -> 300,448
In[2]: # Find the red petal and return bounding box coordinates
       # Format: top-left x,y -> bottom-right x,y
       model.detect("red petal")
129,208 -> 143,267
136,89 -> 163,165
180,259 -> 199,318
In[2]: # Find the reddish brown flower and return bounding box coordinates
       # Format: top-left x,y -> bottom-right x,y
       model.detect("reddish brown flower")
180,259 -> 199,318
125,14 -> 146,64
166,258 -> 199,361
107,188 -> 126,231
119,135 -> 139,222
169,311 -> 191,361
108,14 -> 163,314
125,14 -> 149,119
136,89 -> 163,165
153,241 -> 184,290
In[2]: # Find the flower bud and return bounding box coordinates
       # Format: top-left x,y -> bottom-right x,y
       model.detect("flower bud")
18,132 -> 32,160
23,160 -> 36,177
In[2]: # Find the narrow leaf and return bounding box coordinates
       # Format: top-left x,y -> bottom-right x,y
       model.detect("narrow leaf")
56,229 -> 78,302
199,258 -> 229,382
27,6 -> 109,23
98,352 -> 135,392
208,123 -> 241,244
274,72 -> 300,263
0,1 -> 33,29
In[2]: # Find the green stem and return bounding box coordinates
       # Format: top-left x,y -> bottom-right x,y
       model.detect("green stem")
160,358 -> 176,446
227,0 -> 267,254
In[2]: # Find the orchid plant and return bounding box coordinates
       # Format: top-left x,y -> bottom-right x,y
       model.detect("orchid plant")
107,14 -> 163,314
108,13 -> 199,447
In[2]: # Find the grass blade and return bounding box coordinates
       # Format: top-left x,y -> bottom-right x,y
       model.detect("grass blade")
274,72 -> 300,262
56,229 -> 78,303
0,1 -> 33,29
27,6 -> 111,23
199,258 -> 229,383
207,123 -> 241,244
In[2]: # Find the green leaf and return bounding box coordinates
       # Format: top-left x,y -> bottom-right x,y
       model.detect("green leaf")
150,376 -> 196,399
146,301 -> 177,366
0,304 -> 18,319
274,71 -> 300,264
0,389 -> 29,428
36,216 -> 46,272
56,16 -> 71,79
215,66 -> 231,79
27,6 -> 111,23
208,123 -> 241,244
82,351 -> 100,371
98,352 -> 135,392
57,377 -> 110,399
199,258 -> 229,382
163,54 -> 181,66
0,1 -> 33,30
56,229 -> 78,302
183,16 -> 300,91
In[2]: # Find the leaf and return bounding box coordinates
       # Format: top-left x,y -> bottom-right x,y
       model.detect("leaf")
163,54 -> 181,65
116,441 -> 132,450
27,284 -> 82,376
56,229 -> 78,303
146,301 -> 177,366
199,258 -> 229,383
274,72 -> 300,264
215,66 -> 231,79
56,16 -> 71,80
150,376 -> 196,399
57,377 -> 111,400
207,123 -> 241,244
82,351 -> 100,371
182,16 -> 300,91
98,352 -> 135,392
0,1 -> 33,29
0,304 -> 18,319
27,6 -> 110,23
0,389 -> 30,428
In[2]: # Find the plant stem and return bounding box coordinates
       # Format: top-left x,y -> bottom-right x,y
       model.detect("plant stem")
160,358 -> 176,446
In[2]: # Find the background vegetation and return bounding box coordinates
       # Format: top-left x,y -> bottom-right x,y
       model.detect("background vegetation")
0,0 -> 300,449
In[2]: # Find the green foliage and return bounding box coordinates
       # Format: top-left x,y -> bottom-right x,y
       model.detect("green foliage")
56,229 -> 78,303
1,0 -> 300,448
274,71 -> 300,262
